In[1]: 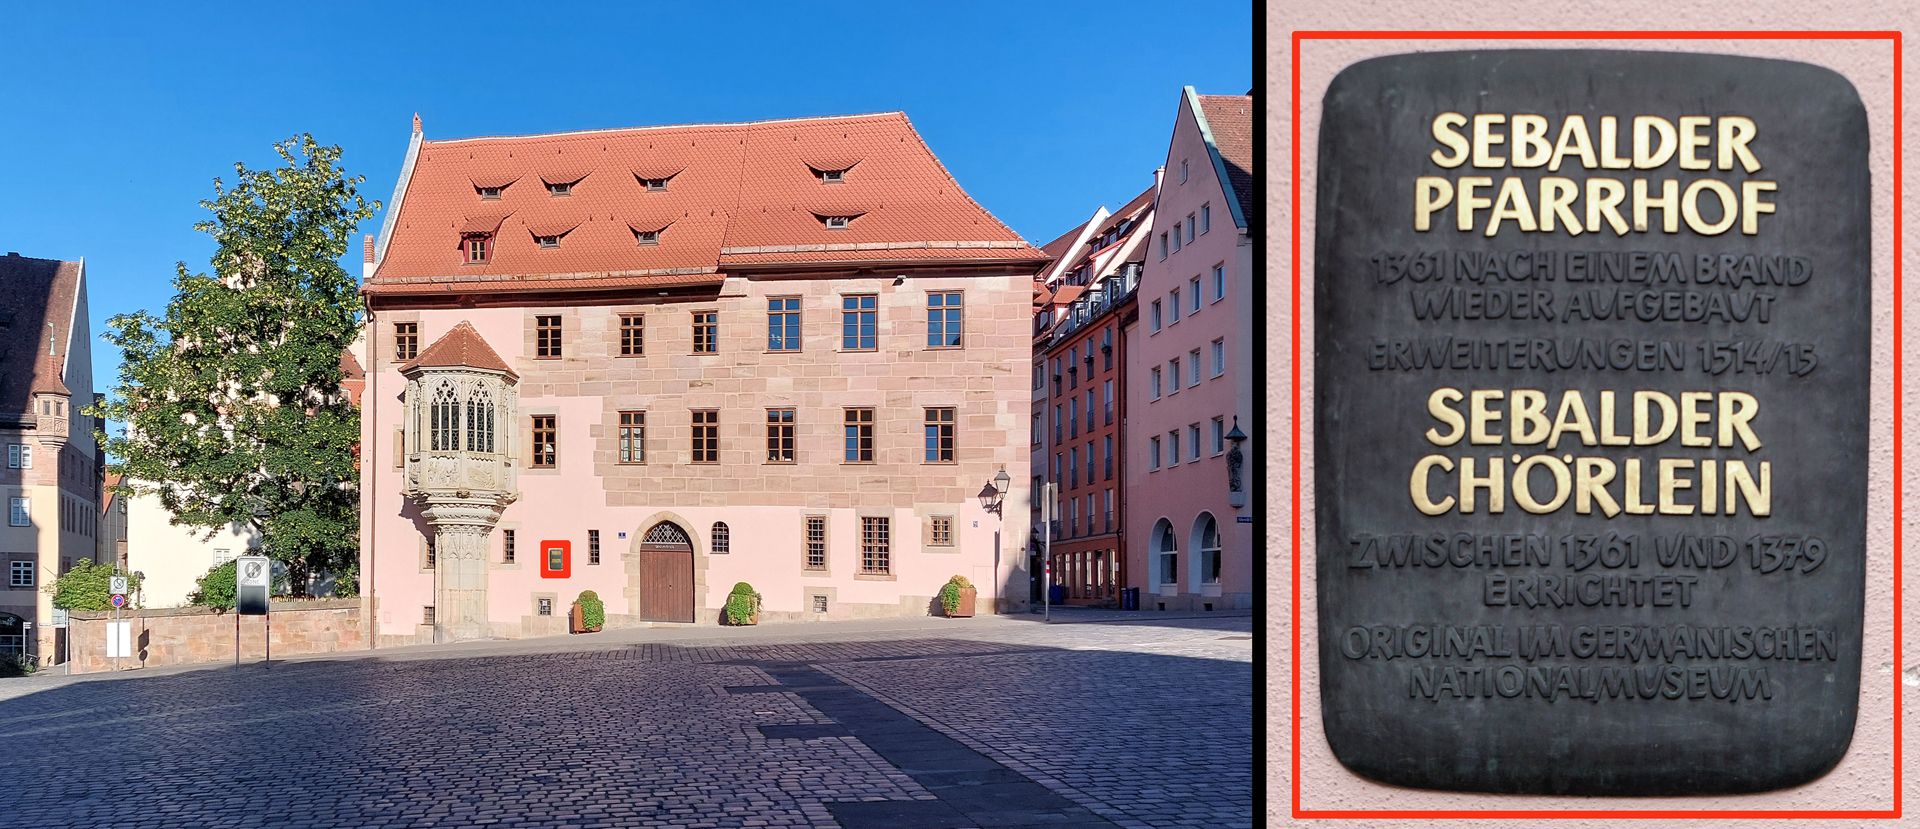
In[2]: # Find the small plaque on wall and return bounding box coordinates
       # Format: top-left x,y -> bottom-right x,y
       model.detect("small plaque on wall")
1314,51 -> 1868,795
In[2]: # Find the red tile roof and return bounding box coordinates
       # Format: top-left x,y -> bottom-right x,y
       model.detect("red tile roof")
1198,95 -> 1254,230
101,472 -> 122,515
0,254 -> 80,409
370,112 -> 1046,297
399,321 -> 518,379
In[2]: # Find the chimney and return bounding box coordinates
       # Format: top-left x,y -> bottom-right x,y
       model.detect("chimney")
412,113 -> 422,134
363,234 -> 376,280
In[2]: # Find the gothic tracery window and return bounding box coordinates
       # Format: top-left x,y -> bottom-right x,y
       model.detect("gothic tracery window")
430,381 -> 461,451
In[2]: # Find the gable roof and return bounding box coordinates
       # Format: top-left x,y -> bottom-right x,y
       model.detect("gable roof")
0,254 -> 81,413
1191,91 -> 1253,232
368,112 -> 1046,297
101,472 -> 122,516
399,321 -> 518,380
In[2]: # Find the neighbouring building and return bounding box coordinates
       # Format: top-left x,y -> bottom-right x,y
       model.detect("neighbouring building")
98,471 -> 127,571
1030,185 -> 1153,606
360,112 -> 1044,644
0,253 -> 104,665
1125,88 -> 1254,611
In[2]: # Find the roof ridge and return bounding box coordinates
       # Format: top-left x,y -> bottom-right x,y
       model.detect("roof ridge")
427,111 -> 908,146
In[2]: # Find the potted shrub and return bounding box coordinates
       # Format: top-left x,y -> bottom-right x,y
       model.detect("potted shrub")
724,582 -> 761,626
939,575 -> 977,618
571,590 -> 605,634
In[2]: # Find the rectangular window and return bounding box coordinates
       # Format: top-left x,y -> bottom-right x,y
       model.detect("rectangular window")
530,415 -> 557,468
923,407 -> 956,463
1031,413 -> 1041,445
1150,367 -> 1162,400
1084,441 -> 1094,482
535,315 -> 563,358
503,529 -> 516,564
842,294 -> 877,350
394,322 -> 419,362
425,536 -> 436,569
844,408 -> 874,463
423,606 -> 436,625
1190,277 -> 1202,314
767,297 -> 801,352
1211,416 -> 1226,456
930,515 -> 954,547
1149,437 -> 1161,471
619,314 -> 644,356
1189,424 -> 1202,461
465,234 -> 490,264
537,597 -> 553,616
17,445 -> 29,469
692,311 -> 718,354
1102,328 -> 1113,370
1105,489 -> 1114,531
6,444 -> 17,468
589,529 -> 601,565
1169,359 -> 1181,392
1172,223 -> 1182,253
691,410 -> 719,464
618,411 -> 645,464
1103,435 -> 1113,480
7,560 -> 31,588
1169,289 -> 1182,323
9,497 -> 26,526
1103,380 -> 1114,425
1188,349 -> 1201,387
1069,446 -> 1079,488
1168,430 -> 1181,465
860,516 -> 891,575
1213,264 -> 1227,302
1085,390 -> 1095,431
767,408 -> 796,463
1068,399 -> 1078,438
926,291 -> 963,348
1202,203 -> 1212,234
1053,405 -> 1062,443
1159,232 -> 1169,260
1033,363 -> 1044,390
1053,453 -> 1062,484
1211,338 -> 1226,377
804,516 -> 828,570
1151,300 -> 1163,333
1185,214 -> 1196,244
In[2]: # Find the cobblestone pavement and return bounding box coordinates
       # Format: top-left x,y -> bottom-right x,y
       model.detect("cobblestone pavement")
0,612 -> 1252,828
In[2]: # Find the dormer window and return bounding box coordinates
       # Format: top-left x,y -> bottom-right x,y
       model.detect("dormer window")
638,177 -> 670,191
818,169 -> 845,183
824,216 -> 852,230
463,233 -> 492,264
478,186 -> 502,200
534,234 -> 562,249
634,229 -> 661,246
546,181 -> 573,197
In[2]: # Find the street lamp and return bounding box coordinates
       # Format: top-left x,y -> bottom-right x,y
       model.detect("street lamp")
978,467 -> 1010,515
1226,417 -> 1248,509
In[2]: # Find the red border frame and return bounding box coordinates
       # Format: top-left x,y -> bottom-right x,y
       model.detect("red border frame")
1290,30 -> 1903,820
540,539 -> 571,579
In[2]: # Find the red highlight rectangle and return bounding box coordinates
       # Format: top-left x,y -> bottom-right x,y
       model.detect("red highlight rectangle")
1289,29 -> 1902,821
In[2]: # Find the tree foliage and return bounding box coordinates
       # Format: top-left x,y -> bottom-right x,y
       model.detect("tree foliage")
188,559 -> 291,611
90,135 -> 376,597
48,560 -> 142,611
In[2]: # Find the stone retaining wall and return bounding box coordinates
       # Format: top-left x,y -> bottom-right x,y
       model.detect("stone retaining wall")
67,599 -> 363,674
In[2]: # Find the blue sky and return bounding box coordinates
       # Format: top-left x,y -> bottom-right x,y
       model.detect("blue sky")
0,3 -> 1253,402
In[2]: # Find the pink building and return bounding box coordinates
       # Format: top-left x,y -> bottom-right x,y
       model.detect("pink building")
358,113 -> 1044,644
1125,89 -> 1254,611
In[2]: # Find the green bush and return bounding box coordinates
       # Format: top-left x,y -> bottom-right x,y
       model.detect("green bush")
189,560 -> 240,611
939,575 -> 975,616
724,582 -> 759,625
575,590 -> 605,629
49,560 -> 141,611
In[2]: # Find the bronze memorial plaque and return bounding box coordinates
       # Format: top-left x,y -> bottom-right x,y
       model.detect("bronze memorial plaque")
1314,51 -> 1868,795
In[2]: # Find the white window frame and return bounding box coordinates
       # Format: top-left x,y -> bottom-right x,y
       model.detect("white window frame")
9,497 -> 28,527
1201,203 -> 1211,234
1212,338 -> 1226,378
1150,367 -> 1162,400
1211,417 -> 1226,456
1212,264 -> 1226,303
1150,300 -> 1163,333
1188,350 -> 1201,388
1169,289 -> 1181,323
1189,277 -> 1202,314
1149,436 -> 1161,471
1188,424 -> 1201,461
7,560 -> 32,588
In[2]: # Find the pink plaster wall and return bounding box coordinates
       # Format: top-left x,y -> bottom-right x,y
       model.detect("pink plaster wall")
1275,8 -> 1917,824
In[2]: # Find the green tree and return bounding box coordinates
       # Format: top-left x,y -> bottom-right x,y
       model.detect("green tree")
48,560 -> 142,611
90,135 -> 376,597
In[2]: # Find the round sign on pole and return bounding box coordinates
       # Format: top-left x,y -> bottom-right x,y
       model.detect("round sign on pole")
110,593 -> 127,609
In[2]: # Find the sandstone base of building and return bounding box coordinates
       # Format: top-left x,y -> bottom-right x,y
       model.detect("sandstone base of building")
66,599 -> 363,674
1138,592 -> 1255,612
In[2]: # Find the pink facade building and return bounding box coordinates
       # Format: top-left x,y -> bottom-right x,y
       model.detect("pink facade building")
359,113 -> 1044,644
1125,89 -> 1255,611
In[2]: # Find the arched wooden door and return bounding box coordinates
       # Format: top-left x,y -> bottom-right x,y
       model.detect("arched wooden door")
636,522 -> 695,622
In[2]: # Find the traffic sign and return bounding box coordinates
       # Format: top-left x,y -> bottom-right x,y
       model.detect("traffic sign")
109,575 -> 129,594
110,593 -> 127,609
51,608 -> 67,628
236,555 -> 270,616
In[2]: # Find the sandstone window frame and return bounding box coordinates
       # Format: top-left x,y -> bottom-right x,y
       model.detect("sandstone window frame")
534,315 -> 563,359
803,514 -> 829,572
692,310 -> 719,355
843,407 -> 875,464
859,515 -> 891,576
767,296 -> 802,353
923,407 -> 956,464
393,321 -> 419,362
617,410 -> 646,465
691,409 -> 720,464
766,408 -> 796,464
618,313 -> 645,357
530,414 -> 558,469
841,294 -> 878,351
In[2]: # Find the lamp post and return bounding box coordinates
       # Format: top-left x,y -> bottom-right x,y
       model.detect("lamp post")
1226,417 -> 1248,509
978,468 -> 1010,614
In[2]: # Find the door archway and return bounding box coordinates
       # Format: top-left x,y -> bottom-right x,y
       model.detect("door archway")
636,521 -> 695,622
